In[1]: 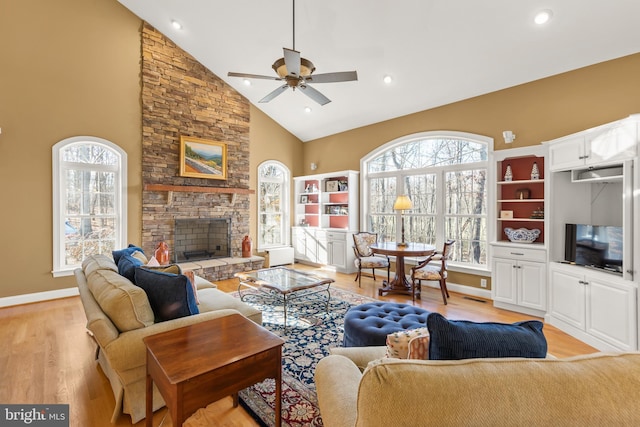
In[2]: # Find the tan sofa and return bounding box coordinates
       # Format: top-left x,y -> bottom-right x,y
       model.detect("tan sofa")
75,254 -> 261,424
315,346 -> 640,427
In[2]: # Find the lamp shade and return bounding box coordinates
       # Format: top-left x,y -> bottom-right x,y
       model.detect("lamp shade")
393,195 -> 413,211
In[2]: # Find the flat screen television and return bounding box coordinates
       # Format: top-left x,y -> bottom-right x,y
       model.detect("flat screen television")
565,224 -> 623,274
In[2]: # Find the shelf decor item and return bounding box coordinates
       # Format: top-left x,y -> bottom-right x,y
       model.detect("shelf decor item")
500,210 -> 514,219
531,162 -> 540,180
515,188 -> 531,199
504,164 -> 513,181
504,227 -> 540,243
326,181 -> 339,192
531,207 -> 544,219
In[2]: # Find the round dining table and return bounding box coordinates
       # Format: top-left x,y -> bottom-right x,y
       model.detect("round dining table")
369,242 -> 436,296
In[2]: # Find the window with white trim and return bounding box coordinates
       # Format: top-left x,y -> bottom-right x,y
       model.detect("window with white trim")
52,136 -> 127,276
257,161 -> 290,250
362,131 -> 491,267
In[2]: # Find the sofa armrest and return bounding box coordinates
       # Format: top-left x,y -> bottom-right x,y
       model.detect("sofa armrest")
103,309 -> 242,373
315,355 -> 362,427
329,346 -> 387,371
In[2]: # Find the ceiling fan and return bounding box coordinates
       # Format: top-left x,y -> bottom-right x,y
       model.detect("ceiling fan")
228,0 -> 357,106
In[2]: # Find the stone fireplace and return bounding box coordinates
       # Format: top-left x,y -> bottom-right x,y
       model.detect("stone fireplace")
139,24 -> 263,280
174,218 -> 231,263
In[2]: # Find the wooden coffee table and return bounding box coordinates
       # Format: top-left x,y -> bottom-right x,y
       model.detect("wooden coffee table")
144,314 -> 285,427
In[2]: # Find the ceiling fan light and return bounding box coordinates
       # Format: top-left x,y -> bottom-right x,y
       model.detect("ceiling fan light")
272,57 -> 316,78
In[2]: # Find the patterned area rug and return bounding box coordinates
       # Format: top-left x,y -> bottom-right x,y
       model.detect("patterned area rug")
232,287 -> 376,427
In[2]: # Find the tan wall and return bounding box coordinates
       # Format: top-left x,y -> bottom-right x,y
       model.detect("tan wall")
0,0 -> 143,298
249,106 -> 305,248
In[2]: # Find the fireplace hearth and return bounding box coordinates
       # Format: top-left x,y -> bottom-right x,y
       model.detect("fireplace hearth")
174,218 -> 231,263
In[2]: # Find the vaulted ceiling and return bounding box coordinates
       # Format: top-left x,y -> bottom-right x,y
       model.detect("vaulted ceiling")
118,0 -> 640,142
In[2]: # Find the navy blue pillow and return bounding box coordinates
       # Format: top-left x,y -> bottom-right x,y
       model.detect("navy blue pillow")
112,244 -> 145,265
117,254 -> 143,282
134,267 -> 199,322
426,312 -> 547,360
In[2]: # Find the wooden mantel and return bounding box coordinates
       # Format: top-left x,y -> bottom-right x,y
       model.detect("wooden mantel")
144,184 -> 255,205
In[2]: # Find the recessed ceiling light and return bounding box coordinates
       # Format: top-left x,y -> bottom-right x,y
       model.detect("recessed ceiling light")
383,75 -> 393,84
534,10 -> 553,25
171,20 -> 183,30
243,79 -> 251,86
304,106 -> 312,113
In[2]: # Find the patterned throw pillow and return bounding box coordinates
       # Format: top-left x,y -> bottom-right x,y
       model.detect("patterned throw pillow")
386,327 -> 430,359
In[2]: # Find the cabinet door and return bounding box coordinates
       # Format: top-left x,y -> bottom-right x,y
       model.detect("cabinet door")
549,267 -> 586,330
328,239 -> 347,269
586,121 -> 638,165
586,276 -> 637,351
548,136 -> 585,171
292,228 -> 308,261
492,258 -> 517,304
315,230 -> 328,265
518,260 -> 547,311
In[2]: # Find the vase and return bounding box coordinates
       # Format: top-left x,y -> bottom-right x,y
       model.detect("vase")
504,164 -> 513,181
242,235 -> 252,258
531,162 -> 540,180
154,241 -> 170,265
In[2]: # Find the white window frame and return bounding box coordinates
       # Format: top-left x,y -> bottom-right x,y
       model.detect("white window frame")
257,160 -> 290,251
52,136 -> 127,277
361,131 -> 493,272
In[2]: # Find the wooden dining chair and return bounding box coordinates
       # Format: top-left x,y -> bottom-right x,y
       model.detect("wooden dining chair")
352,232 -> 390,287
410,240 -> 455,304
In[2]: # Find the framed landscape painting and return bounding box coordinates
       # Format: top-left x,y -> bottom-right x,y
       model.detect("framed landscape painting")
179,136 -> 227,180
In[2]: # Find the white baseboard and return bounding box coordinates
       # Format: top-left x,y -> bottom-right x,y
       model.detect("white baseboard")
0,287 -> 79,308
421,281 -> 492,300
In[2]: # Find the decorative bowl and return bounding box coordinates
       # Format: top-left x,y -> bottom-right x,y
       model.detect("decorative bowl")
504,227 -> 540,243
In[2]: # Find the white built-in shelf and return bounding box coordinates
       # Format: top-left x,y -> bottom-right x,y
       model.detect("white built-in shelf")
497,179 -> 545,185
498,199 -> 545,203
497,218 -> 545,222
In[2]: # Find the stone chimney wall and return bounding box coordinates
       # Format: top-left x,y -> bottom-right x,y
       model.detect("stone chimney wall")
140,23 -> 251,262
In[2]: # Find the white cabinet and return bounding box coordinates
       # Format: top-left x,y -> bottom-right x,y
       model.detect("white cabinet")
548,115 -> 638,172
293,170 -> 359,273
548,262 -> 637,352
292,227 -> 356,273
491,245 -> 547,317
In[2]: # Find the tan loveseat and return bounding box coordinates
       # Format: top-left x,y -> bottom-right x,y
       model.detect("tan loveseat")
315,346 -> 640,427
75,254 -> 261,424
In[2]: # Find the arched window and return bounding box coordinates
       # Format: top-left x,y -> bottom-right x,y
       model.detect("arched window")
362,131 -> 492,267
52,136 -> 127,276
257,161 -> 290,250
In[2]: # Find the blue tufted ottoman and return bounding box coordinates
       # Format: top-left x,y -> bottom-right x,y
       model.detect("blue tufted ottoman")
343,302 -> 430,347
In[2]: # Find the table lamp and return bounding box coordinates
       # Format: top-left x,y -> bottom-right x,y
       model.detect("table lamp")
393,194 -> 413,247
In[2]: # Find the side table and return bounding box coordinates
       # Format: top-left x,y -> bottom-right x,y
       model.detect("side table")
144,314 -> 284,427
370,242 -> 435,296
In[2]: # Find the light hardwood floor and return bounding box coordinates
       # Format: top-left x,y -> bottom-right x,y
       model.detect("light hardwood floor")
0,264 -> 597,426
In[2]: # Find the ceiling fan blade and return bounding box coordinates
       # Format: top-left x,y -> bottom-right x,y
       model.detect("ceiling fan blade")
306,71 -> 358,84
283,48 -> 301,77
299,84 -> 331,106
259,84 -> 289,103
228,72 -> 281,81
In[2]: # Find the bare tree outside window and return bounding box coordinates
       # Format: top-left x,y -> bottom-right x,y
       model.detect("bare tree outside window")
55,139 -> 124,273
258,161 -> 290,249
364,134 -> 489,266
